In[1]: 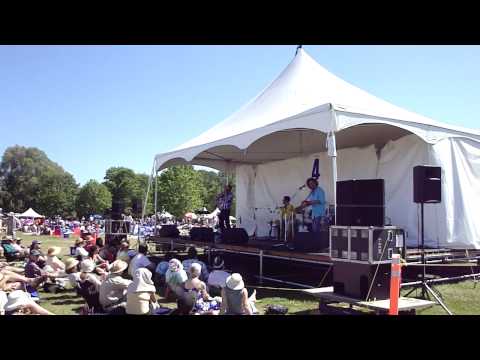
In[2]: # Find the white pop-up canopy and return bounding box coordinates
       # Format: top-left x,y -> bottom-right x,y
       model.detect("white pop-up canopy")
153,48 -> 480,249
19,208 -> 44,218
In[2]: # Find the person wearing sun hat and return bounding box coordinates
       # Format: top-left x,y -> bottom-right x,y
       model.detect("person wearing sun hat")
3,290 -> 53,315
45,247 -> 65,273
99,260 -> 131,314
220,273 -> 258,315
74,238 -> 89,260
77,259 -> 103,312
165,258 -> 188,295
64,257 -> 81,288
126,268 -> 159,315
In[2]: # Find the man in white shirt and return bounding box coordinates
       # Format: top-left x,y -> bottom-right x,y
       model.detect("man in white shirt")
128,244 -> 155,278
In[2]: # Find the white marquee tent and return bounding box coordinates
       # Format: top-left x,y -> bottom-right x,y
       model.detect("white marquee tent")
18,208 -> 44,218
153,48 -> 480,249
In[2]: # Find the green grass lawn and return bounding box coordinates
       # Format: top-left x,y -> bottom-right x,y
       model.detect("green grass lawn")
8,233 -> 480,315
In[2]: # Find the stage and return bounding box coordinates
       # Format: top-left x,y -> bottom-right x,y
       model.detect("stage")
146,234 -> 480,289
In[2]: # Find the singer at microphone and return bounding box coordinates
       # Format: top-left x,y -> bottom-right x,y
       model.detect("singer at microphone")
299,177 -> 326,235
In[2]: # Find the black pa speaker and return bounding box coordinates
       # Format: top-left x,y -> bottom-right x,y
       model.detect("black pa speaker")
413,166 -> 441,203
336,179 -> 385,226
159,225 -> 179,238
111,200 -> 125,220
333,262 -> 390,301
222,228 -> 249,244
190,227 -> 214,243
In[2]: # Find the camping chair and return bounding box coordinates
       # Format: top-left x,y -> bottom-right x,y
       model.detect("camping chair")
1,241 -> 21,262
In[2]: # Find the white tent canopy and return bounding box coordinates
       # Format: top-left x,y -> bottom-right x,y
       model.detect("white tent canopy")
19,208 -> 44,218
153,48 -> 480,249
159,211 -> 174,219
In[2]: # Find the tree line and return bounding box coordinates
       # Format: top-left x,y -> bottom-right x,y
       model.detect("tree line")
0,146 -> 233,219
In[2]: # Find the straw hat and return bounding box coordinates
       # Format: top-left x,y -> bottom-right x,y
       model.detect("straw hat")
64,257 -> 79,271
47,247 -> 61,256
226,273 -> 245,291
109,260 -> 128,274
4,290 -> 34,312
80,259 -> 95,273
75,238 -> 84,246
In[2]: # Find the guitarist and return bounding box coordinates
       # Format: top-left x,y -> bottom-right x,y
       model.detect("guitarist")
298,177 -> 327,235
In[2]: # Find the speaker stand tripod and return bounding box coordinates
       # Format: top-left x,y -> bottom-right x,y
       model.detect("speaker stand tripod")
404,202 -> 453,315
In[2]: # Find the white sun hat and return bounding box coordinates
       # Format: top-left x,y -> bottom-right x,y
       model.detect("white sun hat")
225,273 -> 245,291
4,290 -> 34,312
80,259 -> 96,273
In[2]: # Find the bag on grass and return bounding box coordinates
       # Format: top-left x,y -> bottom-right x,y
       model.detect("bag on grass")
264,304 -> 288,315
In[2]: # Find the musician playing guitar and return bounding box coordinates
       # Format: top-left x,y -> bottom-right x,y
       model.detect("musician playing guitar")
279,196 -> 296,242
297,177 -> 326,235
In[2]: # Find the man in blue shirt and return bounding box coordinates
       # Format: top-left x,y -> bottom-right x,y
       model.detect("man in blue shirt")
301,177 -> 326,234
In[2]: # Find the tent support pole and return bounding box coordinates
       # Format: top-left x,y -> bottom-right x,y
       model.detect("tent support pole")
154,168 -> 158,236
142,161 -> 155,220
327,130 -> 338,223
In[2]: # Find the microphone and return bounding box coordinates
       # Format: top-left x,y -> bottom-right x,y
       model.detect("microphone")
298,184 -> 306,190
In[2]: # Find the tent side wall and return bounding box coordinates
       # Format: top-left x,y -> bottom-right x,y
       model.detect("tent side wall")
235,134 -> 480,249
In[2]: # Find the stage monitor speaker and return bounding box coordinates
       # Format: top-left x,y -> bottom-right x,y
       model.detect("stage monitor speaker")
293,230 -> 329,252
333,261 -> 390,301
413,165 -> 441,203
222,228 -> 249,244
159,225 -> 180,238
190,227 -> 214,243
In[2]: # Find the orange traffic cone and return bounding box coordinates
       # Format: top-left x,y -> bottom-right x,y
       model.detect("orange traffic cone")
389,253 -> 402,315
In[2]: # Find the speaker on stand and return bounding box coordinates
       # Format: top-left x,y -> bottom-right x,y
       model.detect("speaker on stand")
410,165 -> 451,313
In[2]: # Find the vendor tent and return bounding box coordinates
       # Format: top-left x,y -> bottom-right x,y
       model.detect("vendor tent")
19,208 -> 44,218
159,211 -> 174,218
153,48 -> 480,249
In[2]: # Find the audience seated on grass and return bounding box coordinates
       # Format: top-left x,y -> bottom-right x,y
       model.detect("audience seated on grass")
99,260 -> 131,315
128,244 -> 154,277
154,252 -> 174,287
116,239 -> 131,263
182,247 -> 209,282
45,247 -> 65,273
74,239 -> 89,261
126,268 -> 159,315
77,259 -> 103,313
165,258 -> 188,298
220,273 -> 258,315
29,240 -> 46,264
0,270 -> 46,292
1,290 -> 53,315
63,257 -> 81,289
184,263 -> 221,315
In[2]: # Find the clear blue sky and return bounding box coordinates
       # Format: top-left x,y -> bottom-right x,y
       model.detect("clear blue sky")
1,45 -> 479,185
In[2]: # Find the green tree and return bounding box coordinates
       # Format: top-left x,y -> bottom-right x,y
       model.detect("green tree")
0,145 -> 79,217
76,180 -> 112,218
197,169 -> 223,212
156,165 -> 203,218
103,167 -> 153,217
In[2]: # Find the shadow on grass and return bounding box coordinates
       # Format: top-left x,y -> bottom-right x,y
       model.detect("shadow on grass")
41,293 -> 79,301
52,299 -> 85,306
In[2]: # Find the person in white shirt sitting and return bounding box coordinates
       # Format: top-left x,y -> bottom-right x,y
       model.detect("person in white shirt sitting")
74,239 -> 89,261
128,244 -> 155,278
